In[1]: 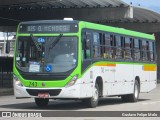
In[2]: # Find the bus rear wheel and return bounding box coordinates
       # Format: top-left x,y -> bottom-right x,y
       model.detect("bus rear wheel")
35,98 -> 49,107
85,83 -> 99,108
121,80 -> 140,102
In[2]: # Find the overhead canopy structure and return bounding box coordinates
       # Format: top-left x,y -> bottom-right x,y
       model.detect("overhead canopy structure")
104,7 -> 160,33
0,0 -> 160,32
98,7 -> 160,23
0,0 -> 128,8
133,7 -> 160,23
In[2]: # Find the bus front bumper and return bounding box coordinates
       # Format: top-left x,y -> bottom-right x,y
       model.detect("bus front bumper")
14,74 -> 93,99
14,83 -> 83,99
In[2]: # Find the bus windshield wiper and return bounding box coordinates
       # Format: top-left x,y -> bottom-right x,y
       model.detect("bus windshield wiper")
30,34 -> 42,51
49,34 -> 63,49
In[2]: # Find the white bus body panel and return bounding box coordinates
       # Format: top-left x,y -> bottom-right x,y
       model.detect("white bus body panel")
14,63 -> 157,99
80,63 -> 157,97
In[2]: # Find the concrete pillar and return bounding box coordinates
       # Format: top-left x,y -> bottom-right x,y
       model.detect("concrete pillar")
0,7 -> 133,25
154,33 -> 160,81
3,32 -> 6,56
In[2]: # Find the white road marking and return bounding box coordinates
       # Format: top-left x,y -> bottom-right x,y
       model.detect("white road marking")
142,101 -> 160,105
142,103 -> 148,105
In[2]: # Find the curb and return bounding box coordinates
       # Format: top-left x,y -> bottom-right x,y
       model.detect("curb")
0,88 -> 14,96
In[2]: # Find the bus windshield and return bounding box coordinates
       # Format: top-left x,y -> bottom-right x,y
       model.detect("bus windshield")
16,36 -> 78,73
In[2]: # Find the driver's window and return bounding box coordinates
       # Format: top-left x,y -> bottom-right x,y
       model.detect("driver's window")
82,31 -> 92,60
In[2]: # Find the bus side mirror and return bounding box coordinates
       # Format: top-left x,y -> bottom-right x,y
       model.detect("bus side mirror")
6,40 -> 10,54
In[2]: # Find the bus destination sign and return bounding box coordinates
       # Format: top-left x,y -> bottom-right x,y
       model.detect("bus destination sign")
19,24 -> 78,33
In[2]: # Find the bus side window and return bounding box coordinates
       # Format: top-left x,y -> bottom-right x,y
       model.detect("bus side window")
93,32 -> 102,58
100,33 -> 105,58
121,36 -> 125,59
115,35 -> 123,60
124,37 -> 132,60
130,38 -> 134,60
82,31 -> 91,59
133,38 -> 140,61
146,41 -> 150,61
139,39 -> 142,61
153,42 -> 155,61
149,41 -> 154,62
110,35 -> 115,59
141,40 -> 147,61
104,33 -> 111,59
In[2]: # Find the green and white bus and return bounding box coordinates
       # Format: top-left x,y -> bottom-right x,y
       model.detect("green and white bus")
13,19 -> 157,108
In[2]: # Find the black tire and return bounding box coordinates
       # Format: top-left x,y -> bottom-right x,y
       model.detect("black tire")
121,95 -> 129,102
85,83 -> 99,108
35,98 -> 49,107
121,80 -> 140,102
128,80 -> 140,102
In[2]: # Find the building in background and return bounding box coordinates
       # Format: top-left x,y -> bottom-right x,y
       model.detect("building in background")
0,32 -> 15,57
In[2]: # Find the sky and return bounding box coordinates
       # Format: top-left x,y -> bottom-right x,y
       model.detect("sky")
122,0 -> 160,13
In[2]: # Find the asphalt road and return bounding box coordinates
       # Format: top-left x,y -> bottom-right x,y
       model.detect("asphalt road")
0,84 -> 160,120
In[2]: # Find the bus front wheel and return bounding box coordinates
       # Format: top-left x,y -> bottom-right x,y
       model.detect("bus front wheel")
85,83 -> 99,108
35,98 -> 49,107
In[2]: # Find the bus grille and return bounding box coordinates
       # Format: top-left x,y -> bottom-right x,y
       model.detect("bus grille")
26,89 -> 61,96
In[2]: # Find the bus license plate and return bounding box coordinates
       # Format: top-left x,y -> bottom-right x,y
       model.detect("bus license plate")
38,93 -> 49,98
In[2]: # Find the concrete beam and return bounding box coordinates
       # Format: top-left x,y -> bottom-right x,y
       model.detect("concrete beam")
0,0 -> 51,6
103,22 -> 160,33
0,26 -> 17,32
0,7 -> 132,26
154,33 -> 160,79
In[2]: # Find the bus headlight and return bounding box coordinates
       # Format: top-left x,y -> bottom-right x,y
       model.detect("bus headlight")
65,75 -> 78,88
13,75 -> 23,87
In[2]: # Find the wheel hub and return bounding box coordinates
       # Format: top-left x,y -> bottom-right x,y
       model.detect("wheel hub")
134,84 -> 139,98
93,87 -> 98,102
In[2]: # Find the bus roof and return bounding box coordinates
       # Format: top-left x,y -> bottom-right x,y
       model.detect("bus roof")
19,20 -> 79,25
80,21 -> 155,40
19,20 -> 154,40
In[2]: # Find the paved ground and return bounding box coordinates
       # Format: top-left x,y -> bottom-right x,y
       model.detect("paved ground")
0,84 -> 160,120
0,88 -> 13,96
